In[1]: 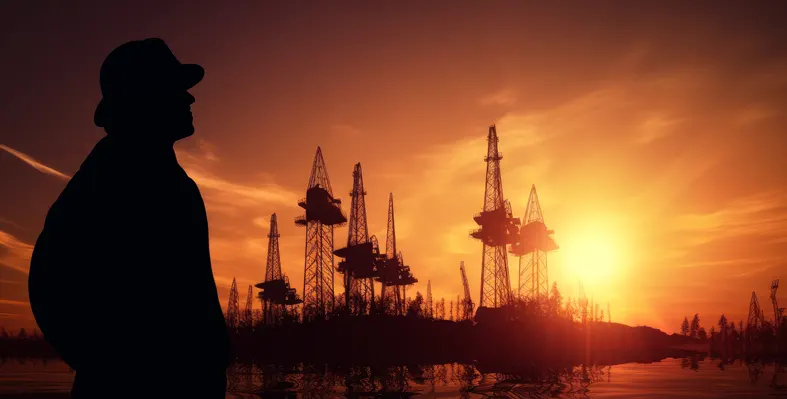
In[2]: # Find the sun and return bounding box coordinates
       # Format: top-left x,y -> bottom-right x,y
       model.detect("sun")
559,226 -> 625,288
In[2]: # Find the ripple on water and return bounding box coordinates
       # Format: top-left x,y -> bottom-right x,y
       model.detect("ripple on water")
0,357 -> 785,398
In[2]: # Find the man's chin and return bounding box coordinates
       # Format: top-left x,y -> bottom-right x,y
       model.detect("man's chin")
173,127 -> 195,141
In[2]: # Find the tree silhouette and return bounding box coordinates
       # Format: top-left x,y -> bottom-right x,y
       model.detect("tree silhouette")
718,314 -> 728,331
565,297 -> 578,322
681,317 -> 690,336
718,314 -> 728,342
436,298 -> 446,320
599,310 -> 605,323
407,292 -> 424,318
18,328 -> 27,339
698,327 -> 707,340
690,314 -> 700,338
449,300 -> 454,321
549,282 -> 562,316
0,327 -> 8,339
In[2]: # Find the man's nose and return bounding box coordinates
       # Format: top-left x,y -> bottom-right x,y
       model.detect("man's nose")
186,92 -> 195,105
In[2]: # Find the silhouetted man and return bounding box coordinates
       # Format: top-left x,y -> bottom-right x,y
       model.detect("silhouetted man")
28,38 -> 231,398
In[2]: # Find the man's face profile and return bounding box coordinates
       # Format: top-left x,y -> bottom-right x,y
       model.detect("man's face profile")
152,89 -> 196,141
107,88 -> 196,142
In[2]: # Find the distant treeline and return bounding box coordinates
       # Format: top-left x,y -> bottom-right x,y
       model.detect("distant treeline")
0,327 -> 60,359
246,281 -> 610,328
676,311 -> 787,358
230,282 -> 704,367
707,314 -> 786,358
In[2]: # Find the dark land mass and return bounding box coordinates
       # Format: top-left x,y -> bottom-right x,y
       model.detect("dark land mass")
234,313 -> 705,370
6,313 -> 784,372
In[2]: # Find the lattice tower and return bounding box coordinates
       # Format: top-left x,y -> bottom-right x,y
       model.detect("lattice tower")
748,291 -> 764,332
227,277 -> 240,329
471,125 -> 519,308
517,185 -> 553,300
297,147 -> 346,319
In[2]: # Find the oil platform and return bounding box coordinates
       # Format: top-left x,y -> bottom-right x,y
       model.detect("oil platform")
510,185 -> 558,300
256,213 -> 302,326
377,193 -> 417,315
470,125 -> 521,308
296,147 -> 347,319
334,163 -> 385,315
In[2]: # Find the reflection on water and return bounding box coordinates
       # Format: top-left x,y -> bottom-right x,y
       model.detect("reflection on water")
1,356 -> 786,398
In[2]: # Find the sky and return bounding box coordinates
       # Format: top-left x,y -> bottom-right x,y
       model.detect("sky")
1,1 -> 787,334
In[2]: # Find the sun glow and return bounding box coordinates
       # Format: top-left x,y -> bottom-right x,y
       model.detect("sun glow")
558,221 -> 628,289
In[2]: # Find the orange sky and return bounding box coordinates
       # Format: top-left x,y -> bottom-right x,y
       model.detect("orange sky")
1,1 -> 786,334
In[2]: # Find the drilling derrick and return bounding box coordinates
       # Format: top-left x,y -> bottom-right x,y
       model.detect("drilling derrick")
376,193 -> 417,315
227,277 -> 240,330
460,261 -> 474,320
510,185 -> 558,301
242,285 -> 253,328
335,163 -> 380,316
470,125 -> 521,308
771,279 -> 783,329
381,194 -> 398,307
258,214 -> 303,326
296,147 -> 347,319
747,291 -> 764,333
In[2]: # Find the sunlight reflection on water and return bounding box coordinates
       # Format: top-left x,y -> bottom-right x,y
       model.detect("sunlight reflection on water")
1,357 -> 785,398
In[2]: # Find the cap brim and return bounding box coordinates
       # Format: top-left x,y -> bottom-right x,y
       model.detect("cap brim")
179,64 -> 204,90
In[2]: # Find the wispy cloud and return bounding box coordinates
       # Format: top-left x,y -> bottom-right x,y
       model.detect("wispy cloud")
734,104 -> 777,126
636,115 -> 683,144
478,89 -> 517,106
175,144 -> 299,211
0,312 -> 30,320
185,169 -> 298,208
0,217 -> 26,231
734,262 -> 781,278
0,299 -> 28,306
0,279 -> 20,285
0,229 -> 34,274
252,217 -> 271,229
672,191 -> 787,244
196,139 -> 220,161
330,124 -> 363,139
677,255 -> 784,269
0,144 -> 70,180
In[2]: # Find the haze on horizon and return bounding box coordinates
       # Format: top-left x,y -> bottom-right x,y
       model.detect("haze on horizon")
1,1 -> 786,335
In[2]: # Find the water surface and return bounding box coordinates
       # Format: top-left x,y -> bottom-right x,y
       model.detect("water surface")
1,357 -> 785,398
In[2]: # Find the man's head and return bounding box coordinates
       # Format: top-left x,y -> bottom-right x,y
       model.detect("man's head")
94,38 -> 203,143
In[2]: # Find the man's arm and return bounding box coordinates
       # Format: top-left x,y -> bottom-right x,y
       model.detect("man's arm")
187,177 -> 233,369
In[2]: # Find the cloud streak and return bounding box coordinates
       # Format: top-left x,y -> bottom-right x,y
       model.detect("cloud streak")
478,89 -> 517,106
0,144 -> 70,180
0,229 -> 34,274
672,191 -> 787,245
175,145 -> 299,211
0,299 -> 28,306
